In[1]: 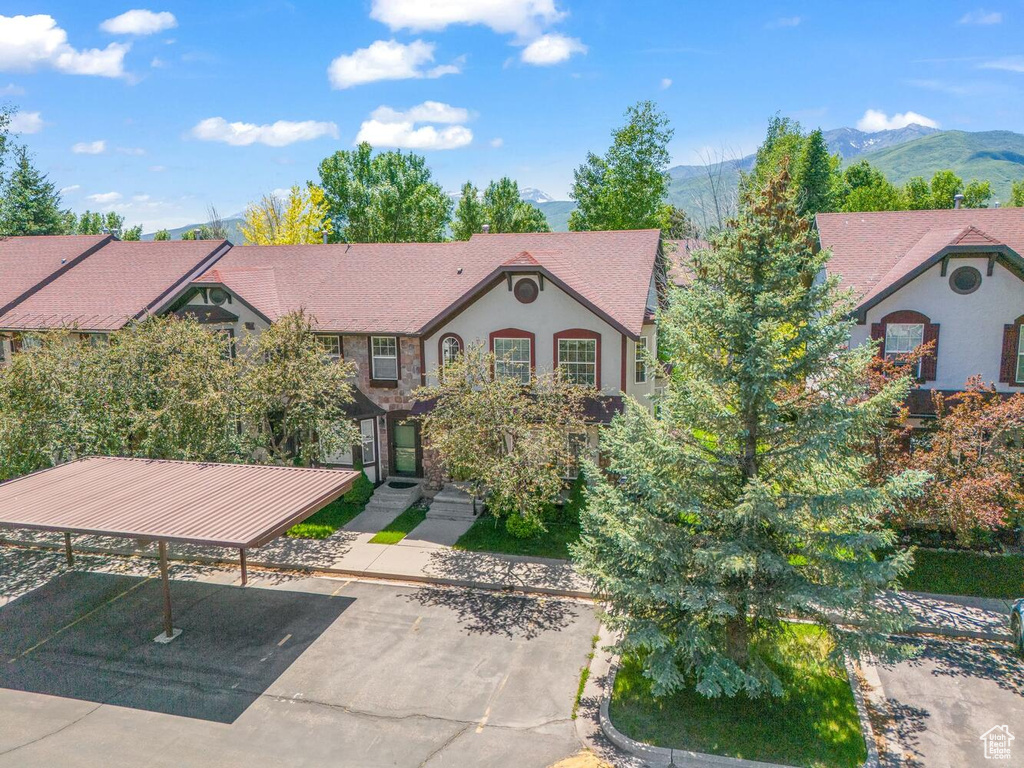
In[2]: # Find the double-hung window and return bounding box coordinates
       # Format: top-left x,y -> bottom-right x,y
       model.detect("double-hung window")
440,335 -> 462,367
494,337 -> 531,384
884,323 -> 923,375
634,337 -> 648,384
1016,333 -> 1024,385
371,336 -> 398,380
218,329 -> 236,360
317,334 -> 341,362
558,338 -> 597,387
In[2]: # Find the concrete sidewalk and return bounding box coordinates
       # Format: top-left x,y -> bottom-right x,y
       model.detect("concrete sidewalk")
0,527 -> 591,599
0,527 -> 1014,637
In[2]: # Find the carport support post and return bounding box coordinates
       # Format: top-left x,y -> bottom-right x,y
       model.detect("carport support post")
239,548 -> 248,586
159,540 -> 173,639
63,532 -> 74,566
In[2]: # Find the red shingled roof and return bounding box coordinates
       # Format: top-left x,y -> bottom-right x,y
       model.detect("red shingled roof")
195,230 -> 661,337
816,209 -> 1024,308
0,239 -> 228,331
664,238 -> 708,287
0,234 -> 110,311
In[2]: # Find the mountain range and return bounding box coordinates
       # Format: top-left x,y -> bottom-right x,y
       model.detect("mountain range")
145,125 -> 1024,239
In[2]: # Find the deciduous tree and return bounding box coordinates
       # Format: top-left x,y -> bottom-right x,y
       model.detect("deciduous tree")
241,184 -> 332,245
452,177 -> 551,239
574,165 -> 920,699
415,344 -> 587,536
318,142 -> 451,243
569,101 -> 673,231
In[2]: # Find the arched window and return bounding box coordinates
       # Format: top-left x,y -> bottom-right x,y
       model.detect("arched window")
439,334 -> 463,367
870,310 -> 939,382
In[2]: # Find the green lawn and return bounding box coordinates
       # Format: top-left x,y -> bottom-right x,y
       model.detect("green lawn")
369,504 -> 428,544
454,511 -> 581,560
284,498 -> 365,539
610,624 -> 866,768
902,548 -> 1024,599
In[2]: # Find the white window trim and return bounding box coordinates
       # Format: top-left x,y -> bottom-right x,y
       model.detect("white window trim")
360,419 -> 376,464
884,323 -> 924,378
371,336 -> 399,381
1016,332 -> 1024,385
634,336 -> 648,384
557,338 -> 597,387
441,335 -> 461,367
494,337 -> 531,384
317,334 -> 341,361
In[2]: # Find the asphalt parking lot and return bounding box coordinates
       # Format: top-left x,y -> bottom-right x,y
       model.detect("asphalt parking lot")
0,552 -> 599,768
876,636 -> 1024,768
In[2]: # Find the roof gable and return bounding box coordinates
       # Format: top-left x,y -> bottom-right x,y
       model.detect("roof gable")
817,209 -> 1024,310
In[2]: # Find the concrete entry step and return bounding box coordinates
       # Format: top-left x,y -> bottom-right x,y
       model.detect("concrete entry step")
425,483 -> 480,522
363,477 -> 424,514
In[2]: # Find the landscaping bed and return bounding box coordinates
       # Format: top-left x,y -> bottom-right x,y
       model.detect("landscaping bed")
901,548 -> 1024,599
609,624 -> 866,768
369,504 -> 428,544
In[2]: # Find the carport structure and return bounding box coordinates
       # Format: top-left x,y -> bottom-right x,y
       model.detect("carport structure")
0,456 -> 357,641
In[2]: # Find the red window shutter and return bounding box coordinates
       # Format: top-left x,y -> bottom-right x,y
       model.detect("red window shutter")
920,323 -> 939,381
870,323 -> 885,358
1000,324 -> 1019,383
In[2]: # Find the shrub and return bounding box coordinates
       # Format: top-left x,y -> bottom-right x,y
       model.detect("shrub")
343,460 -> 375,505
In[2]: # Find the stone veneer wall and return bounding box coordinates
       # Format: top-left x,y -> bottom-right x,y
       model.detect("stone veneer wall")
341,334 -> 424,480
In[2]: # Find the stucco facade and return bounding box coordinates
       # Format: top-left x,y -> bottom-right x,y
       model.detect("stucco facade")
849,256 -> 1024,393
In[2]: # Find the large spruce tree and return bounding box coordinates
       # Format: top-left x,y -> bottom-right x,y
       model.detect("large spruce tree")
574,165 -> 920,698
0,146 -> 66,236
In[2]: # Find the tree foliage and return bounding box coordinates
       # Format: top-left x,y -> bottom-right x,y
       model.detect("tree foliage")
1010,179 -> 1024,208
234,311 -> 358,466
153,228 -> 171,241
0,146 -> 66,236
415,344 -> 587,536
574,165 -> 920,699
839,164 -> 992,212
747,117 -> 842,218
0,313 -> 359,480
241,184 -> 332,245
64,210 -> 141,240
569,101 -> 673,231
451,177 -> 550,239
318,142 -> 452,243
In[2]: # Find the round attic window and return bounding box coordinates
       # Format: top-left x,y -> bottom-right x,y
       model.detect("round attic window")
209,287 -> 230,305
949,265 -> 982,295
514,278 -> 539,304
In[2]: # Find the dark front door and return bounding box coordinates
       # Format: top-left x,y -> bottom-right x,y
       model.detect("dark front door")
391,419 -> 420,476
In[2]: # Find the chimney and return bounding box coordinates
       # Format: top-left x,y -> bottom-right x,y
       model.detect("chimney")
323,232 -> 328,244
482,223 -> 490,234
954,194 -> 965,209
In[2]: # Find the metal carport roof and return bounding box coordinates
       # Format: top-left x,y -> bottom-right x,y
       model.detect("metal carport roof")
0,456 -> 359,641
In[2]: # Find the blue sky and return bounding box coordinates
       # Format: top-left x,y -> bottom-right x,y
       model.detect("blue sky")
3,1 -> 1023,231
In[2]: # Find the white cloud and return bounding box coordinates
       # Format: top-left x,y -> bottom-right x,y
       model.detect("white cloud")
101,10 -> 178,35
370,101 -> 472,124
117,146 -> 146,155
767,16 -> 801,29
520,33 -> 586,65
87,191 -> 122,204
327,39 -> 460,89
356,120 -> 473,150
132,194 -> 150,202
979,55 -> 1024,73
856,109 -> 939,132
190,117 -> 339,147
59,184 -> 80,195
72,140 -> 107,155
0,83 -> 24,95
9,111 -> 43,134
0,15 -> 130,78
959,9 -> 1002,25
660,77 -> 672,89
370,0 -> 565,38
151,56 -> 166,68
149,165 -> 166,172
490,137 -> 504,148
